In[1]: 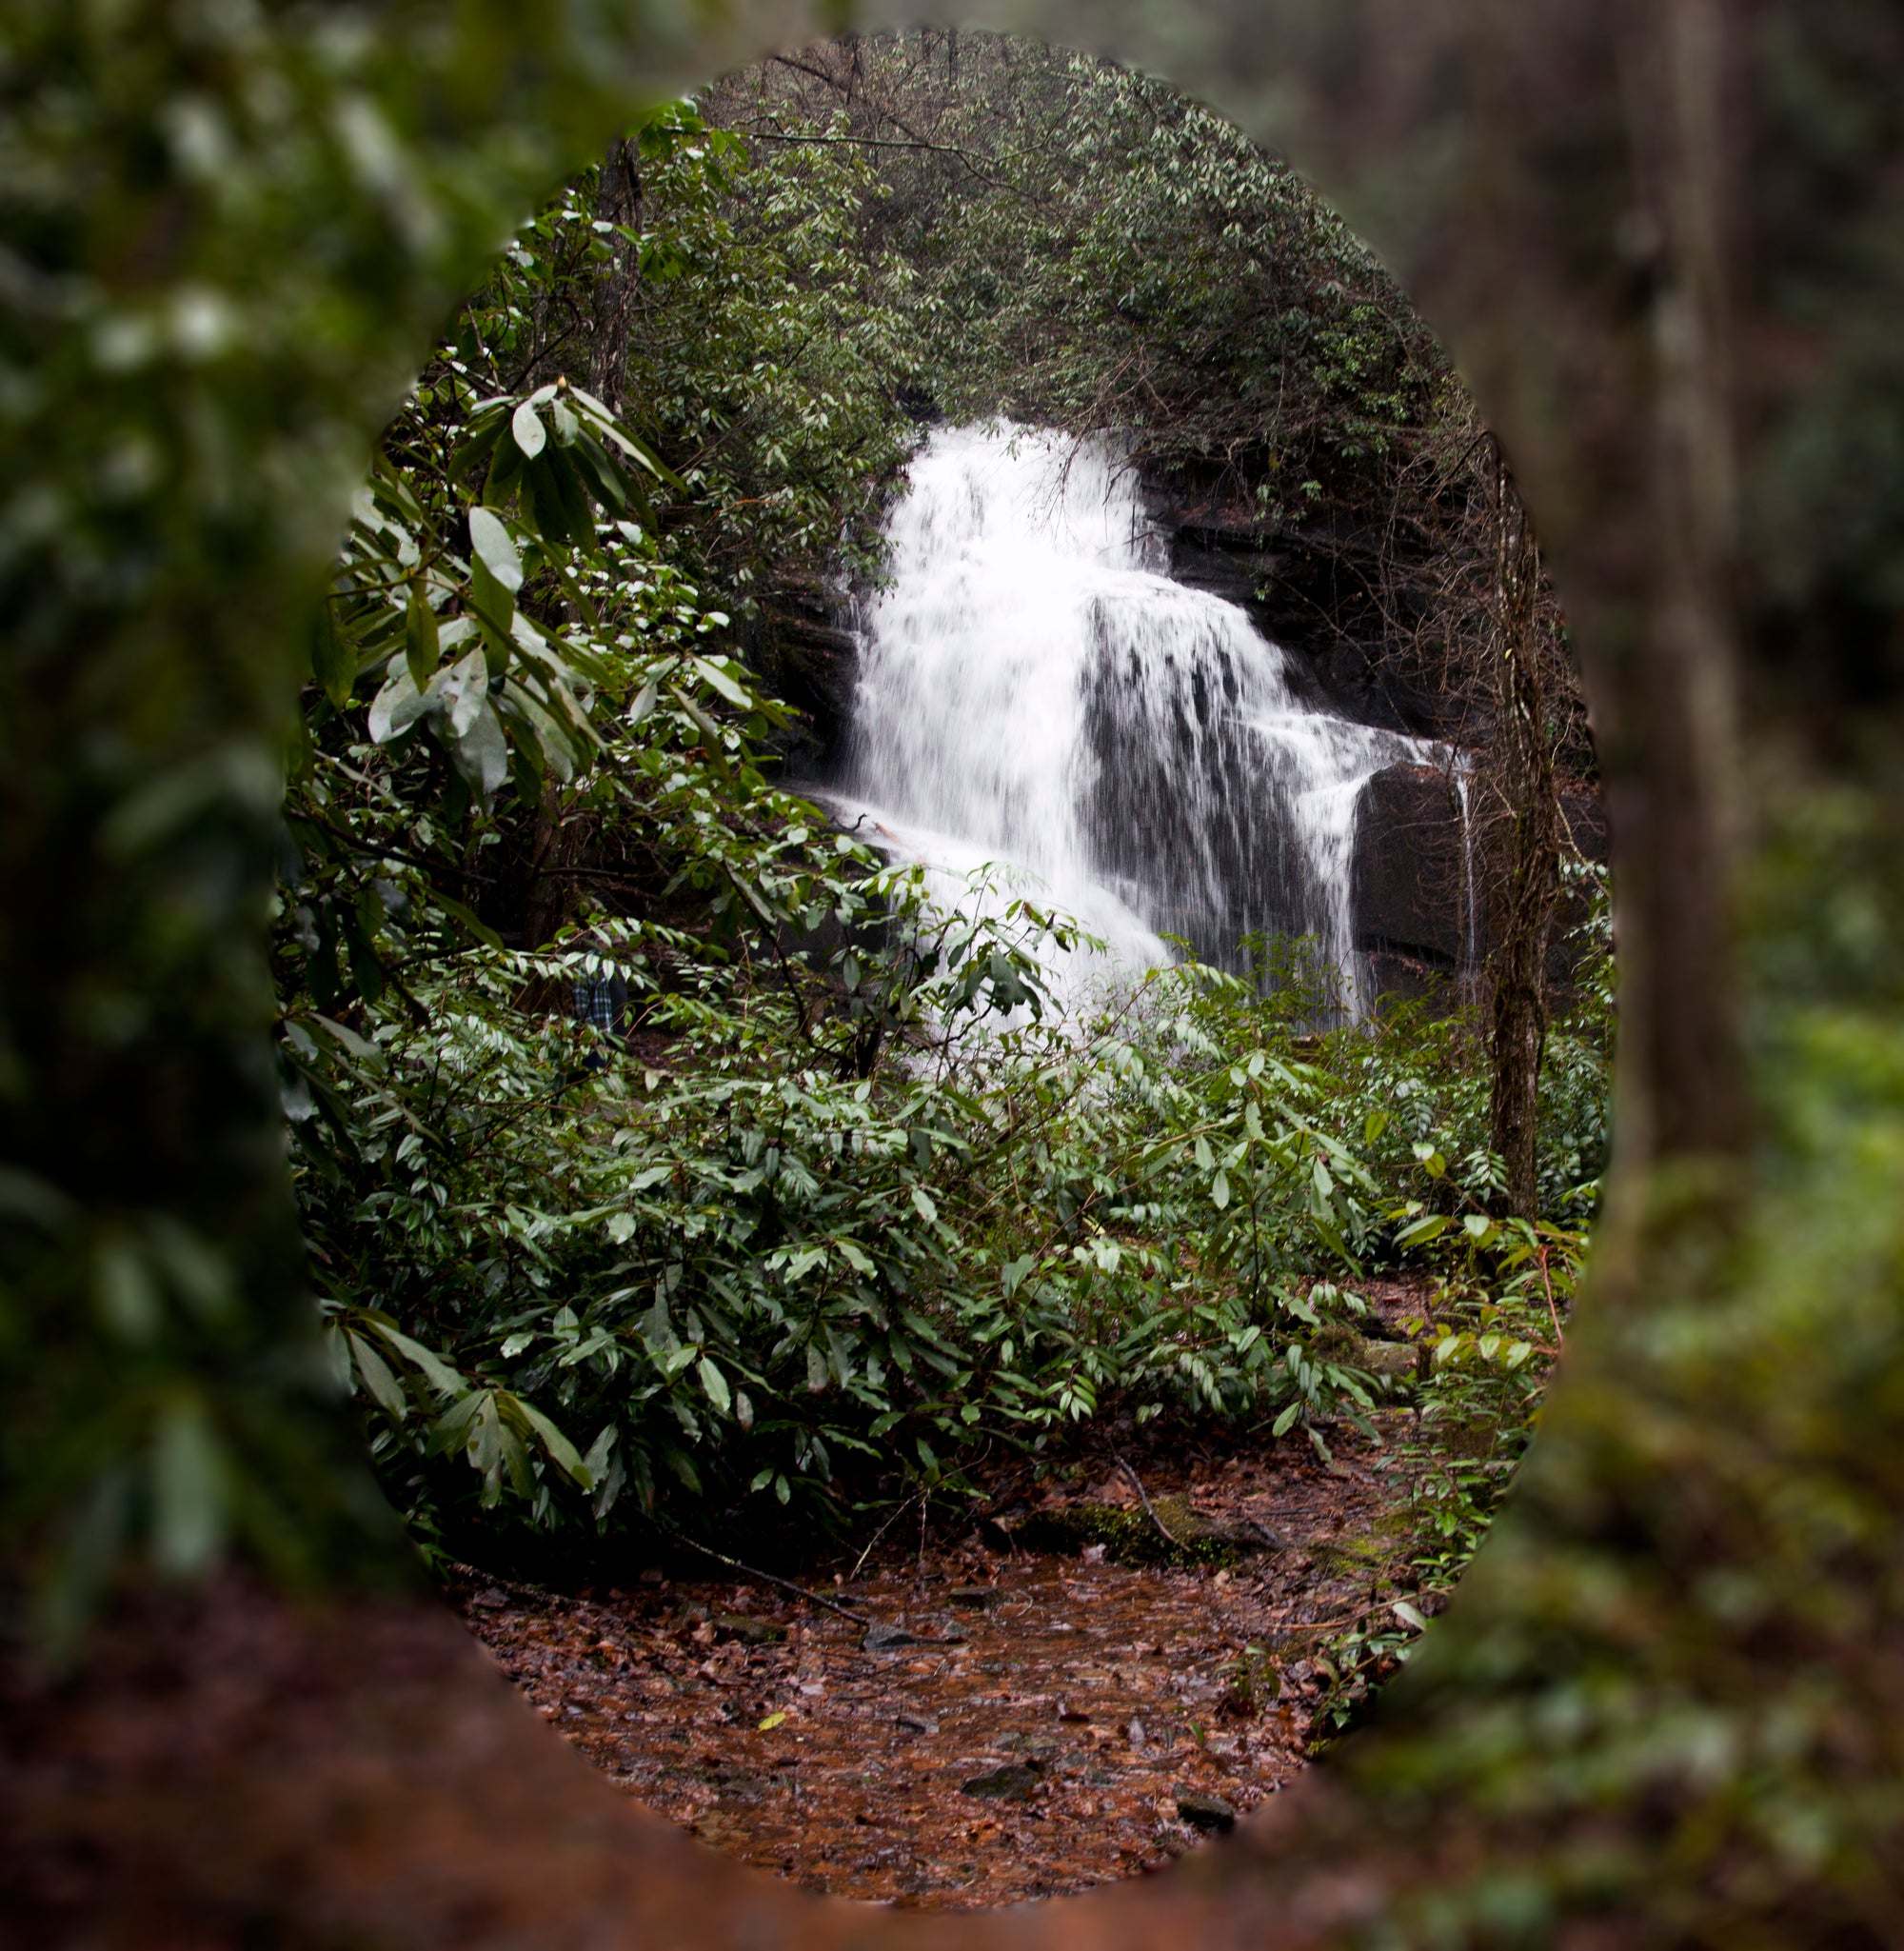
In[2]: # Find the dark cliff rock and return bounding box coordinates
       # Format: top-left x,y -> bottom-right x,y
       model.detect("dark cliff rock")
748,575 -> 862,769
1351,761 -> 1608,998
1140,468 -> 1480,745
1352,764 -> 1475,972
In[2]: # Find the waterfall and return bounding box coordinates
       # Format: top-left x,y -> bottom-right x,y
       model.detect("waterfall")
823,424 -> 1442,1013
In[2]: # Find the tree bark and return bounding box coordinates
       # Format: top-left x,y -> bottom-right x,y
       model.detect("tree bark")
587,136 -> 644,419
1482,447 -> 1564,1219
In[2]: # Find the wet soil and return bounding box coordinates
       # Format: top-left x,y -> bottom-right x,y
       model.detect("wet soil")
455,1415 -> 1425,1909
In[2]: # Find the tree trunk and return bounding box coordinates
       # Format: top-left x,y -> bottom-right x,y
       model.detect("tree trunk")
1482,447 -> 1564,1219
587,136 -> 643,419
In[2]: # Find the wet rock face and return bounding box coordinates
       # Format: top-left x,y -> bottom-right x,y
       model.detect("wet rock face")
753,574 -> 861,767
1350,762 -> 1609,996
1141,473 -> 1463,741
1352,764 -> 1474,973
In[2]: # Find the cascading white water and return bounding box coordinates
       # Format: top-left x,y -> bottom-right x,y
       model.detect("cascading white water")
823,424 -> 1444,1013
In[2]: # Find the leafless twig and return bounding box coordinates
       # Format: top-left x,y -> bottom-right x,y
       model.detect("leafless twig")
1114,1454 -> 1183,1551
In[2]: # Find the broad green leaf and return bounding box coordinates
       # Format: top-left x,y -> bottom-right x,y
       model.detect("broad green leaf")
313,605 -> 355,707
511,399 -> 546,459
405,585 -> 441,689
367,664 -> 430,744
516,1399 -> 590,1486
690,655 -> 752,707
151,1396 -> 228,1579
698,1356 -> 732,1415
447,699 -> 509,797
347,1330 -> 408,1422
466,508 -> 524,594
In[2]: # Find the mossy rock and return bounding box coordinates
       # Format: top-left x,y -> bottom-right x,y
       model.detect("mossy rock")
1309,1323 -> 1419,1385
1013,1495 -> 1275,1569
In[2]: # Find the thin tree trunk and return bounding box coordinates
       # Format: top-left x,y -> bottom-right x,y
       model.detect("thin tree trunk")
1483,447 -> 1564,1219
586,135 -> 643,418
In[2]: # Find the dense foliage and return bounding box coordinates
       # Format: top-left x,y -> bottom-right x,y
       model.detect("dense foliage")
271,79 -> 1613,1589
714,37 -> 1445,529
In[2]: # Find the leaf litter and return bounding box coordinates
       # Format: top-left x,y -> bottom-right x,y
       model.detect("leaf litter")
453,1407 -> 1437,1909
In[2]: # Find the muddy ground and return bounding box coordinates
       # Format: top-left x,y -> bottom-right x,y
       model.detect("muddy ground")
454,1413 -> 1432,1909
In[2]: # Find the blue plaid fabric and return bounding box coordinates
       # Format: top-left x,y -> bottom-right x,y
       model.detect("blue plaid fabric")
573,974 -> 619,1032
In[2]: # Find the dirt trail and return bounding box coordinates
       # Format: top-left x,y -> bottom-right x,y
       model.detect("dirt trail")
456,1421 -> 1424,1908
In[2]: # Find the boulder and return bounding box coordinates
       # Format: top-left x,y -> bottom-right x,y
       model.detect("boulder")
1351,764 -> 1609,999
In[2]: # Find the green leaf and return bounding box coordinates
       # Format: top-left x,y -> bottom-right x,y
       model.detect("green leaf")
447,699 -> 509,797
516,1399 -> 590,1486
698,1356 -> 732,1415
151,1396 -> 228,1580
1211,1169 -> 1231,1209
583,1423 -> 619,1489
434,646 -> 488,739
467,508 -> 524,594
909,1185 -> 939,1224
1397,1213 -> 1449,1248
367,664 -> 430,745
511,399 -> 546,459
313,605 -> 355,707
347,1330 -> 408,1422
690,655 -> 752,708
405,585 -> 441,689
